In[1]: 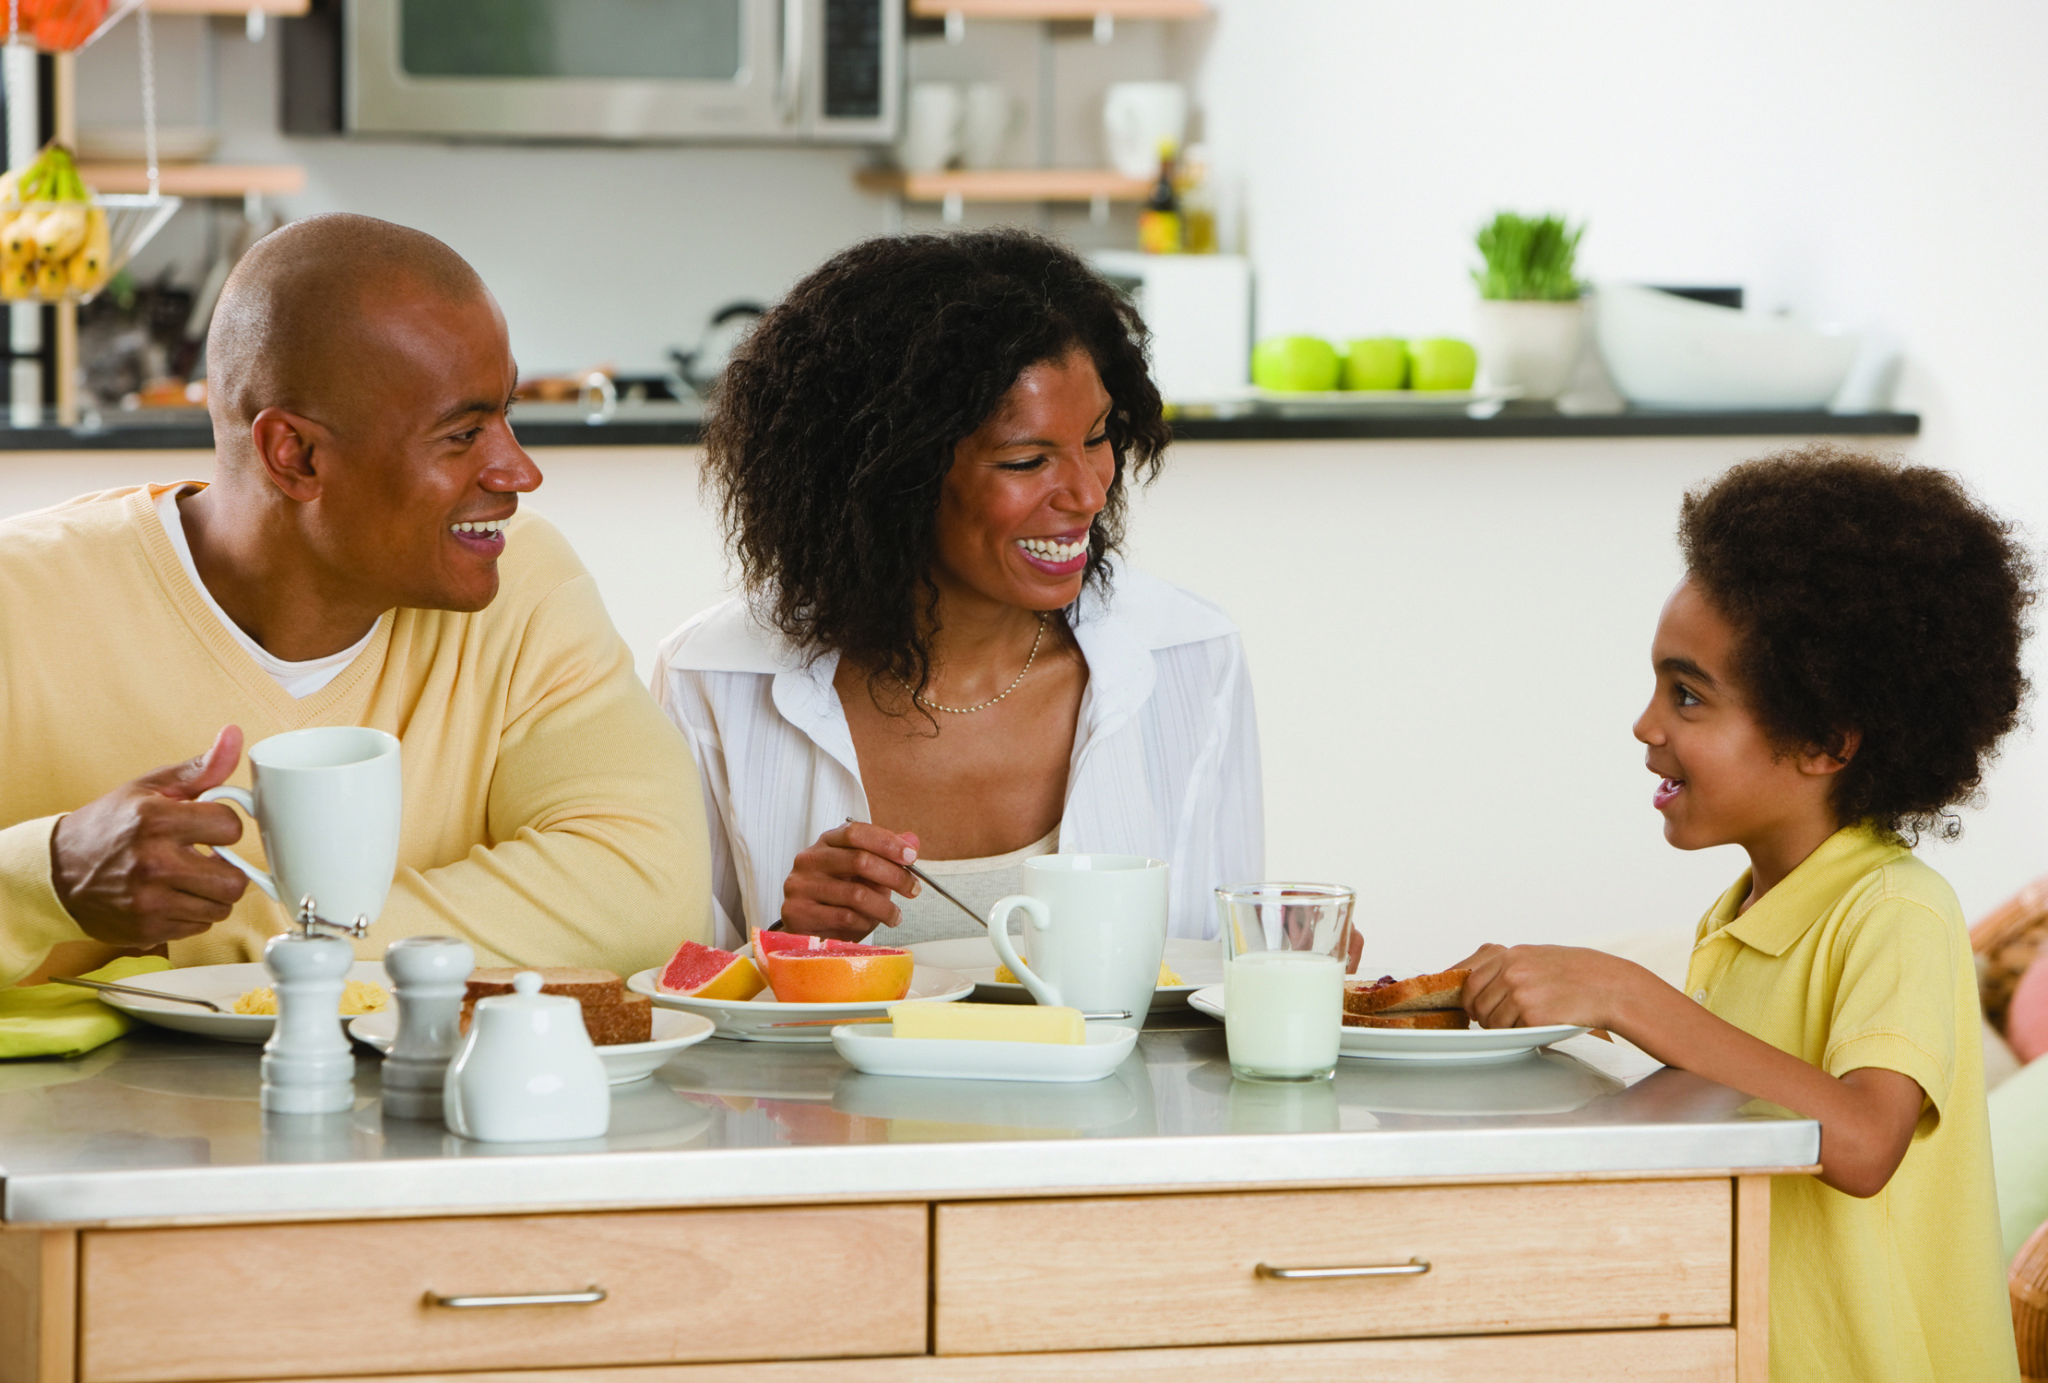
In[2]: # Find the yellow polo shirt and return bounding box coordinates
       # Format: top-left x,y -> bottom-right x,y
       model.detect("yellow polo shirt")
1685,826 -> 2016,1383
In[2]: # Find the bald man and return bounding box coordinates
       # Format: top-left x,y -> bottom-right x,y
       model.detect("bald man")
0,214 -> 712,988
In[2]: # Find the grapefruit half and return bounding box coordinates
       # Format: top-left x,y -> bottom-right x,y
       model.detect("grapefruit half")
657,940 -> 766,1001
751,928 -> 914,1004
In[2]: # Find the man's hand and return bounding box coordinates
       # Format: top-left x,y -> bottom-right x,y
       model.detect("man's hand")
50,726 -> 252,949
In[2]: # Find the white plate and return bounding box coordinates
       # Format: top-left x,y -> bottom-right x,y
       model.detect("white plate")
349,1007 -> 715,1085
831,1023 -> 1136,1083
93,961 -> 390,1045
905,937 -> 1222,1010
1249,385 -> 1521,413
627,964 -> 974,1043
76,126 -> 220,162
1187,985 -> 1586,1064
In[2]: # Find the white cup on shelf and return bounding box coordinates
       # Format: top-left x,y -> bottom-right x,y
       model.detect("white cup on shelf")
899,81 -> 965,174
1103,81 -> 1188,179
960,82 -> 1019,170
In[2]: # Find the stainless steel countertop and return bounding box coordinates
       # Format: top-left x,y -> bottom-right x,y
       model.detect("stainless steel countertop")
0,1017 -> 1817,1227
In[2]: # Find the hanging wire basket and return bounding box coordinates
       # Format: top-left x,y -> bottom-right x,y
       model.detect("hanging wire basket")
0,190 -> 178,302
6,0 -> 142,54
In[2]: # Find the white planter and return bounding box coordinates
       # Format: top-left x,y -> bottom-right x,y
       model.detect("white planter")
1474,299 -> 1585,401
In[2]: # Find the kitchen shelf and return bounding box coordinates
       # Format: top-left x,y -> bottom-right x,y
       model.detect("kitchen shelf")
908,0 -> 1209,17
857,167 -> 1150,203
78,162 -> 305,197
144,0 -> 309,12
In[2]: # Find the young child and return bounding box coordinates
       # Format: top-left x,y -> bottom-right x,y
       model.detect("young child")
1459,447 -> 2030,1383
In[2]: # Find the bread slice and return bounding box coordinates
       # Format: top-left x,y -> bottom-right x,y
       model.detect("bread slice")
459,990 -> 653,1046
466,967 -> 625,1007
583,992 -> 652,1046
1343,968 -> 1470,1017
1342,1008 -> 1470,1030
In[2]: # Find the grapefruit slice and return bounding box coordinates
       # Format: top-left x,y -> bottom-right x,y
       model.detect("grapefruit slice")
750,928 -> 914,1004
657,940 -> 766,1001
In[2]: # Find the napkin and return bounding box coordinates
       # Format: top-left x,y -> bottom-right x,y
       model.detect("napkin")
0,955 -> 173,1060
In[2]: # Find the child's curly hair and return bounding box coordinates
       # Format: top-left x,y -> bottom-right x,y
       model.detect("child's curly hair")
1679,445 -> 2035,841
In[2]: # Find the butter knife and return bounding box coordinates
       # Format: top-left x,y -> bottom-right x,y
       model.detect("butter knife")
767,1010 -> 1132,1029
50,975 -> 225,1012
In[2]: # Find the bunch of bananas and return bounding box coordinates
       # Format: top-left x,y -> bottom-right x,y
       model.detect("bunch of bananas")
0,144 -> 110,301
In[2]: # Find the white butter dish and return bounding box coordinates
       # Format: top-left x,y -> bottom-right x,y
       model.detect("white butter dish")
830,1023 -> 1136,1083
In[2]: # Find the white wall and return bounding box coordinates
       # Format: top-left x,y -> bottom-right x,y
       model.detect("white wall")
1191,0 -> 2048,944
54,2 -> 2048,952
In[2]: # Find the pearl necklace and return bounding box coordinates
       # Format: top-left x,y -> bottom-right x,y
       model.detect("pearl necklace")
904,612 -> 1050,715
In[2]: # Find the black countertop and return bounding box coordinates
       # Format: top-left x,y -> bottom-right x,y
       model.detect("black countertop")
0,401 -> 1920,451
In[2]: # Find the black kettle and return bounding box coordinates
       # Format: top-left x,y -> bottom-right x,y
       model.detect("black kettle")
668,301 -> 765,400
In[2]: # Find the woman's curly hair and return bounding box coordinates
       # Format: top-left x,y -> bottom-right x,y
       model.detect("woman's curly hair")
1679,445 -> 2035,841
702,227 -> 1170,704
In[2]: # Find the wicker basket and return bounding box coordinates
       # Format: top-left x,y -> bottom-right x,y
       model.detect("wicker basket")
1973,872 -> 2048,1034
2015,1217 -> 2048,1382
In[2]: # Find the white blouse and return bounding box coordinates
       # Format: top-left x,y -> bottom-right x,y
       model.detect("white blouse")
652,566 -> 1265,948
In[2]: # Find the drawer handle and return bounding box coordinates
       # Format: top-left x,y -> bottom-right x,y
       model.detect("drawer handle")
1255,1258 -> 1432,1281
426,1286 -> 608,1309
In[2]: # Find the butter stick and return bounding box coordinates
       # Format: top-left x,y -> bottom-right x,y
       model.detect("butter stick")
890,1001 -> 1085,1044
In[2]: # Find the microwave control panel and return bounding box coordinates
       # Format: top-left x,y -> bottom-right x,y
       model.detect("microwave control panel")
823,0 -> 884,119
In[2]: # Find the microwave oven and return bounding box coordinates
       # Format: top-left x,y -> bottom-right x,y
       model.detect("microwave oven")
282,0 -> 899,143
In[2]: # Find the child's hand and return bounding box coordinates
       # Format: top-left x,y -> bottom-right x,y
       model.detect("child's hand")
1454,943 -> 1660,1031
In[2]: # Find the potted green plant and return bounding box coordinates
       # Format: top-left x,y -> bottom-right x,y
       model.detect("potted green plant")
1471,211 -> 1587,401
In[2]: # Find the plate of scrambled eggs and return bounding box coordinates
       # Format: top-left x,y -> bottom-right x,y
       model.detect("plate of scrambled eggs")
94,961 -> 391,1044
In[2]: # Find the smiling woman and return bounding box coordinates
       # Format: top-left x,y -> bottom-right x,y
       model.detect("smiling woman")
653,229 -> 1264,947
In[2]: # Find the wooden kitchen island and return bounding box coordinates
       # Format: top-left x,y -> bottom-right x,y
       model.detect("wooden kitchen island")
0,1021 -> 1814,1383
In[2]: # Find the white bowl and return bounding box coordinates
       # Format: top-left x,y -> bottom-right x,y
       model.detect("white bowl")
1592,281 -> 1859,410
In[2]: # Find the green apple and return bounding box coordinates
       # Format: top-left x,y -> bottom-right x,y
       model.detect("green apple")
1342,337 -> 1409,391
1251,335 -> 1341,392
1407,337 -> 1478,391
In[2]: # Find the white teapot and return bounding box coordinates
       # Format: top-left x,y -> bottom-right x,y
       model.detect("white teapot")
443,971 -> 609,1142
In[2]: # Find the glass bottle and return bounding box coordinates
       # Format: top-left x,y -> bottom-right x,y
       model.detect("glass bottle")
1136,141 -> 1182,255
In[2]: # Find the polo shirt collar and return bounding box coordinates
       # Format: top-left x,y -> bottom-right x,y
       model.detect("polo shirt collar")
1708,825 -> 1908,957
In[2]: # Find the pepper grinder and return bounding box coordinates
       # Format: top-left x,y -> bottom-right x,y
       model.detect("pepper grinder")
380,935 -> 475,1121
260,897 -> 369,1115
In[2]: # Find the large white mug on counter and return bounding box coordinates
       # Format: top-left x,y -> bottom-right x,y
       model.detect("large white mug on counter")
987,854 -> 1169,1031
899,81 -> 965,174
1103,82 -> 1188,179
198,726 -> 403,928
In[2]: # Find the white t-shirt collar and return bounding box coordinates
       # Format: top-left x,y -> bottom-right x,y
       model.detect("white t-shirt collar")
154,487 -> 374,699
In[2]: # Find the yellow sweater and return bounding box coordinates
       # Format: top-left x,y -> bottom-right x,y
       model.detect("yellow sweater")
0,484 -> 711,986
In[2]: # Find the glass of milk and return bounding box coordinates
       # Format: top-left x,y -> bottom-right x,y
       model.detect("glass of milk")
1224,951 -> 1343,1081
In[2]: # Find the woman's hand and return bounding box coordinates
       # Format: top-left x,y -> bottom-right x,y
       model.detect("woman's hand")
779,822 -> 922,941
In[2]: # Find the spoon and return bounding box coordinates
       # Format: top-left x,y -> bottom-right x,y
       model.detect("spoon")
50,975 -> 226,1012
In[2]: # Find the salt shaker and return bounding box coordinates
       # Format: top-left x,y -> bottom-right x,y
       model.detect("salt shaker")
260,914 -> 361,1115
443,971 -> 609,1143
380,936 -> 475,1121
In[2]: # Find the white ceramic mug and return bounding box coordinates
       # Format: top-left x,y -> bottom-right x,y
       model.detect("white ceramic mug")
198,726 -> 403,929
960,81 -> 1018,170
1103,81 -> 1188,179
987,854 -> 1169,1031
899,81 -> 964,174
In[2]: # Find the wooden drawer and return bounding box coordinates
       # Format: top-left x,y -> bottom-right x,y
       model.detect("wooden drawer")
933,1180 -> 1730,1354
80,1205 -> 926,1382
249,1326 -> 1741,1381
